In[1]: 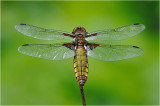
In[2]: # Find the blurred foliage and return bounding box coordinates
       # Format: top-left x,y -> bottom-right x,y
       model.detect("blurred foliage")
1,1 -> 159,105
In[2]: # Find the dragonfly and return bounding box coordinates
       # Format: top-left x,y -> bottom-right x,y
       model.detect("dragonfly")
15,23 -> 145,86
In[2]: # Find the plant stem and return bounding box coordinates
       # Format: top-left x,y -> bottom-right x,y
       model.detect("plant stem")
79,84 -> 86,106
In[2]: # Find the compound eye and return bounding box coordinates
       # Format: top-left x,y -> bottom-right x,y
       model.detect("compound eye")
72,32 -> 75,34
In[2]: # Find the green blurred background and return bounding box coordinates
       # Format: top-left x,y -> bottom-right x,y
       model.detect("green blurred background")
1,1 -> 159,105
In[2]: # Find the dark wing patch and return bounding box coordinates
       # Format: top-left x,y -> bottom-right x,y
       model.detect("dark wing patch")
62,43 -> 75,50
86,43 -> 99,50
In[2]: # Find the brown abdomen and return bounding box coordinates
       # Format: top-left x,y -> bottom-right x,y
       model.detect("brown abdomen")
74,46 -> 88,86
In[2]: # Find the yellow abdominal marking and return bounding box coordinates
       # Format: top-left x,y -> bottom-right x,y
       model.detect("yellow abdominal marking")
74,46 -> 88,86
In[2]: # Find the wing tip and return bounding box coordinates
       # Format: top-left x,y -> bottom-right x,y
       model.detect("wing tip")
132,46 -> 139,48
16,23 -> 27,25
15,24 -> 27,30
132,46 -> 144,55
22,44 -> 29,46
18,44 -> 29,53
18,46 -> 22,52
133,23 -> 140,25
133,23 -> 145,30
15,24 -> 19,30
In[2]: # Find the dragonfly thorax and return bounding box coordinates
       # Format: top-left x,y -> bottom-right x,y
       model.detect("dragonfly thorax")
73,37 -> 87,46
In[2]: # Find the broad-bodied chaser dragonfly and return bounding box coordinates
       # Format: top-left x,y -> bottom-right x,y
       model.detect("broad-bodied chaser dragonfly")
15,23 -> 145,86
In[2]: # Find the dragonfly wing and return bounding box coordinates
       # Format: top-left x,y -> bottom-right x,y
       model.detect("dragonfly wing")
15,24 -> 72,40
87,44 -> 144,61
86,23 -> 145,41
18,44 -> 75,60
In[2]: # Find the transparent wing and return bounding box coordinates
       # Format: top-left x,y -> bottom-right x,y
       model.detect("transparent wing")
87,44 -> 143,61
15,24 -> 72,40
18,44 -> 75,60
86,23 -> 145,41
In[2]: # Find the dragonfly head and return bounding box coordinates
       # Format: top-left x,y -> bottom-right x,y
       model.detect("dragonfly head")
72,27 -> 87,36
